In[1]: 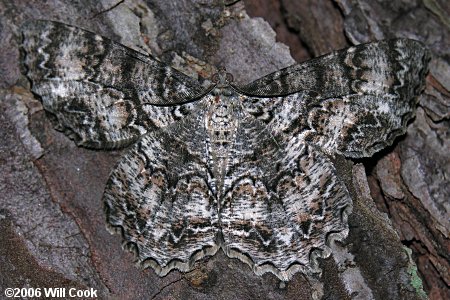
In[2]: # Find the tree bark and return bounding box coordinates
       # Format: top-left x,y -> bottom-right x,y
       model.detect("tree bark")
0,0 -> 448,299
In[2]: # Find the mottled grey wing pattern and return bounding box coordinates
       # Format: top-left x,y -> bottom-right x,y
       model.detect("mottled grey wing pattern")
104,91 -> 353,281
219,112 -> 352,280
216,40 -> 429,279
104,99 -> 222,275
237,39 -> 430,157
22,20 -> 429,282
22,20 -> 207,149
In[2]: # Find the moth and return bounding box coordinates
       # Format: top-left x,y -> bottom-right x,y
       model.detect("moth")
22,20 -> 429,281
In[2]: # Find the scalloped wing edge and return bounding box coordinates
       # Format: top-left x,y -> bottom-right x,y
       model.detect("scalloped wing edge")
340,40 -> 431,158
104,194 -> 353,281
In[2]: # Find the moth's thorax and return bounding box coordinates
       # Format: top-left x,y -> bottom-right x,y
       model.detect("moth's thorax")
205,86 -> 240,150
204,86 -> 241,195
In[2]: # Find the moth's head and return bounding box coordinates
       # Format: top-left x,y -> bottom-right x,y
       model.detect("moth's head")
212,67 -> 234,88
210,67 -> 236,99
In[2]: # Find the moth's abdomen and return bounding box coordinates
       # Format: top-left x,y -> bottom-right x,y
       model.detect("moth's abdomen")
204,93 -> 240,196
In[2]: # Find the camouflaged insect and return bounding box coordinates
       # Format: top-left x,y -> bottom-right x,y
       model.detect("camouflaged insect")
22,20 -> 429,281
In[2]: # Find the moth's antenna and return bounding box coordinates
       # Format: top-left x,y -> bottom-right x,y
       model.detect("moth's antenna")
224,0 -> 241,6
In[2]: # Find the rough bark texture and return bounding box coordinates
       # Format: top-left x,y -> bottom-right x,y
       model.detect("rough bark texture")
0,0 -> 448,299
